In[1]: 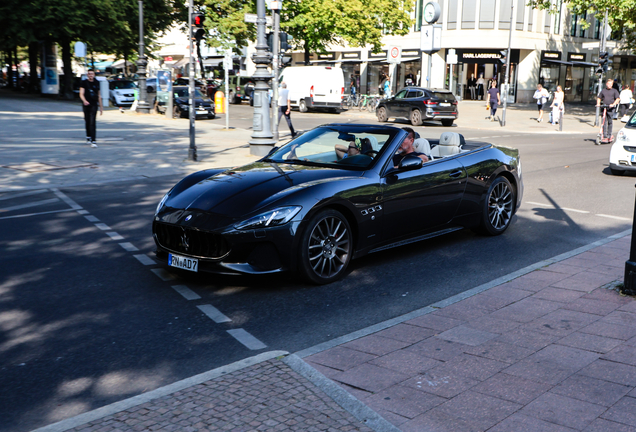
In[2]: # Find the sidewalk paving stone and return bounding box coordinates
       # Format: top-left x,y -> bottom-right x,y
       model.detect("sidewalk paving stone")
463,340 -> 536,364
599,396 -> 636,427
550,374 -> 632,407
519,392 -> 607,430
584,418 -> 636,432
436,325 -> 498,346
368,350 -> 443,376
471,372 -> 551,405
555,331 -> 624,354
488,413 -> 578,432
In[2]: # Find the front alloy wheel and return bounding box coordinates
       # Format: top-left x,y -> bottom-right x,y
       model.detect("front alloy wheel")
479,176 -> 515,235
299,209 -> 352,284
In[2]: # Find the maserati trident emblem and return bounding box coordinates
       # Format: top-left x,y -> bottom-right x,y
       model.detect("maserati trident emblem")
185,215 -> 192,221
181,230 -> 190,251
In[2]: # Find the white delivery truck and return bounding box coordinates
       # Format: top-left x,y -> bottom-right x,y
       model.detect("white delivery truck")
278,66 -> 344,112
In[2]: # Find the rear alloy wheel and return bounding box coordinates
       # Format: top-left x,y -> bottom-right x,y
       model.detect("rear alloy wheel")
174,105 -> 183,118
299,209 -> 352,284
299,99 -> 308,113
441,119 -> 454,127
410,109 -> 423,126
377,106 -> 388,122
478,176 -> 515,236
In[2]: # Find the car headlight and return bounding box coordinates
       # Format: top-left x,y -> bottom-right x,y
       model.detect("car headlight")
235,206 -> 302,230
155,193 -> 169,214
618,130 -> 629,142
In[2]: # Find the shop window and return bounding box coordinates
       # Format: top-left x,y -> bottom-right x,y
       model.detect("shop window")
448,0 -> 457,29
462,0 -> 476,29
479,0 -> 495,29
499,0 -> 512,30
515,0 -> 525,30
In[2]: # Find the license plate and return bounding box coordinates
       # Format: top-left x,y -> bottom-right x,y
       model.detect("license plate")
168,253 -> 198,272
440,103 -> 451,107
631,154 -> 636,163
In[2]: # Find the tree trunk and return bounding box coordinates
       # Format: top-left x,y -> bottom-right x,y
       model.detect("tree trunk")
61,40 -> 74,100
304,42 -> 310,65
6,49 -> 14,89
29,42 -> 39,94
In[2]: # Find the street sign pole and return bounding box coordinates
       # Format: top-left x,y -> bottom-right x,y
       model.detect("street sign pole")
224,54 -> 230,129
272,1 -> 281,141
502,0 -> 513,127
595,10 -> 608,127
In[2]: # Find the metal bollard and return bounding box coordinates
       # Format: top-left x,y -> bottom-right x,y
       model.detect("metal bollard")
623,184 -> 636,295
559,109 -> 563,132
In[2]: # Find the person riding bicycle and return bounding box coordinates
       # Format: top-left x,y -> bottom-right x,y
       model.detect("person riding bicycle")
597,78 -> 620,141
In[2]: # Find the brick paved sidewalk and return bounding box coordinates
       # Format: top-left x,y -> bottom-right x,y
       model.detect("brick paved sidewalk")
33,234 -> 635,432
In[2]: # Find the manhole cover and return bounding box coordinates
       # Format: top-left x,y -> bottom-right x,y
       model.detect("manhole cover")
2,161 -> 97,172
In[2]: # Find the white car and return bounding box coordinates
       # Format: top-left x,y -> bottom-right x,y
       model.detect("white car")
109,80 -> 137,106
609,114 -> 636,175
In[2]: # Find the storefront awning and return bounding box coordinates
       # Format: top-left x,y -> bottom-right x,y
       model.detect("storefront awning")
571,61 -> 598,67
171,58 -> 189,69
202,57 -> 223,67
541,59 -> 572,66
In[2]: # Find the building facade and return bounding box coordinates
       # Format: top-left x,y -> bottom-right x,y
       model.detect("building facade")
281,0 -> 634,103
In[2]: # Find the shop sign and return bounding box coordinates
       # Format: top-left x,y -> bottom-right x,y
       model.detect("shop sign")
317,52 -> 335,60
541,51 -> 561,60
341,52 -> 361,59
452,49 -> 519,64
368,50 -> 388,59
567,52 -> 586,62
402,49 -> 420,58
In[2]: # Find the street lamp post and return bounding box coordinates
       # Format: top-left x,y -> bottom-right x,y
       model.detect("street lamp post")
501,0 -> 513,127
136,0 -> 150,114
249,0 -> 276,156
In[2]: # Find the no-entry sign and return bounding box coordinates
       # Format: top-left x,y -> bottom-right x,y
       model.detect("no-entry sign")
387,46 -> 402,64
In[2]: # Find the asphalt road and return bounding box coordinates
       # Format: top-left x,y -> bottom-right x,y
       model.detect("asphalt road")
1,108 -> 634,431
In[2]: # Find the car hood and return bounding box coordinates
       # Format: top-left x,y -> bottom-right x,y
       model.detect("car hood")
163,162 -> 361,220
112,89 -> 135,94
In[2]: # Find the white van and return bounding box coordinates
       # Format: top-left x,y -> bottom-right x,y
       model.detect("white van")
279,66 -> 344,112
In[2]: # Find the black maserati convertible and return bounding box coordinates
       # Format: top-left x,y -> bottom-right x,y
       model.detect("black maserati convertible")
153,124 -> 522,284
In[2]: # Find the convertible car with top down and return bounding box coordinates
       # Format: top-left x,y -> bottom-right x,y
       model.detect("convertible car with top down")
153,124 -> 522,284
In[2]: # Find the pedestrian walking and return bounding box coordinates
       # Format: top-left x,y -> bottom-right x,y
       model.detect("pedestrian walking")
619,85 -> 634,121
383,75 -> 391,99
486,81 -> 500,122
533,83 -> 549,122
550,85 -> 564,125
278,82 -> 296,138
79,69 -> 102,148
597,78 -> 620,141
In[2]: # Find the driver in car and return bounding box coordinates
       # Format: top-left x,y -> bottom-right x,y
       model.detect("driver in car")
393,127 -> 429,167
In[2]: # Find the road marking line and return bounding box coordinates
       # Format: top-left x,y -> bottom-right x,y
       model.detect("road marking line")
172,285 -> 201,300
118,242 -> 139,252
106,232 -> 124,240
227,329 -> 267,350
133,254 -> 156,265
197,304 -> 231,323
151,268 -> 175,281
94,223 -> 111,230
0,198 -> 60,212
77,210 -> 89,215
51,188 -> 83,210
526,201 -> 552,207
0,209 -> 74,220
85,215 -> 100,222
0,189 -> 48,201
597,214 -> 631,221
561,207 -> 590,214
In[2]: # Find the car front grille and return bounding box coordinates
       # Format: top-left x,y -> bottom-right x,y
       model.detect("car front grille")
154,222 -> 230,259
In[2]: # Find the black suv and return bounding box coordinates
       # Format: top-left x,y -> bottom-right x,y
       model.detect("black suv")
376,87 -> 458,127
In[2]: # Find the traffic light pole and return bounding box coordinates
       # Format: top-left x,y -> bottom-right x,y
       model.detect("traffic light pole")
501,0 -> 513,127
136,0 -> 150,114
595,10 -> 608,128
188,0 -> 197,161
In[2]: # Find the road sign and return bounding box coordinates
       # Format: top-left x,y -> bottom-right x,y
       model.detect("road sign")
387,46 -> 402,64
223,56 -> 232,70
447,48 -> 457,64
74,42 -> 86,58
244,13 -> 273,26
582,41 -> 617,49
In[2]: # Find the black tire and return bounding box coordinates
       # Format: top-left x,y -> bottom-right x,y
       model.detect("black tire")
377,106 -> 388,122
477,176 -> 515,236
208,113 -> 215,119
410,109 -> 423,126
610,167 -> 625,176
441,119 -> 454,127
299,209 -> 353,285
299,99 -> 308,113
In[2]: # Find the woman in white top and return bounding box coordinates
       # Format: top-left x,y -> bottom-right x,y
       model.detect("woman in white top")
619,86 -> 634,120
550,85 -> 564,125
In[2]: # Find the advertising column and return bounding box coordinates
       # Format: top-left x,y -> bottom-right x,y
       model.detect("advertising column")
41,44 -> 59,95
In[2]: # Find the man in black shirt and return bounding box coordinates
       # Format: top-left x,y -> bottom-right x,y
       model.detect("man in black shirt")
79,69 -> 103,147
393,127 -> 429,167
597,78 -> 620,141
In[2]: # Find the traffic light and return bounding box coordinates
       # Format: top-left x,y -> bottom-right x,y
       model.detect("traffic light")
267,32 -> 274,52
280,32 -> 291,52
499,50 -> 507,64
194,28 -> 206,41
192,13 -> 205,28
599,51 -> 609,72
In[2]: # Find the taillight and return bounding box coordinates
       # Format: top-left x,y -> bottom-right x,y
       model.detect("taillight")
341,87 -> 344,95
452,101 -> 458,105
236,86 -> 240,90
310,85 -> 314,98
424,100 -> 436,105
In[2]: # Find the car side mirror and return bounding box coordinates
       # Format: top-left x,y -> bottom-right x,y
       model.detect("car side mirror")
397,154 -> 423,171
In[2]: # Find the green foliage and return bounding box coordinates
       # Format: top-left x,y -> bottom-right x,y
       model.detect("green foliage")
202,0 -> 256,53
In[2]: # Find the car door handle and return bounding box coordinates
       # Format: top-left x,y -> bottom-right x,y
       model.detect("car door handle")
449,170 -> 463,178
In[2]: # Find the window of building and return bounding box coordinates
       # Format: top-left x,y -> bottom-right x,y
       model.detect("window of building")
448,0 -> 457,29
516,0 -> 525,30
479,0 -> 496,29
462,0 -> 476,29
544,10 -> 551,33
414,0 -> 423,32
594,17 -> 600,39
527,6 -> 534,30
554,0 -> 562,34
570,13 -> 578,37
579,12 -> 586,37
499,0 -> 513,30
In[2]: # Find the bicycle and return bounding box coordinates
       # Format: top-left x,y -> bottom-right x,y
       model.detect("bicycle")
367,95 -> 382,113
345,93 -> 359,109
358,94 -> 371,111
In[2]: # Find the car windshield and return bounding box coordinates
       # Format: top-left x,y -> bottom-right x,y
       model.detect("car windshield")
265,126 -> 397,170
174,88 -> 204,98
111,81 -> 136,89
